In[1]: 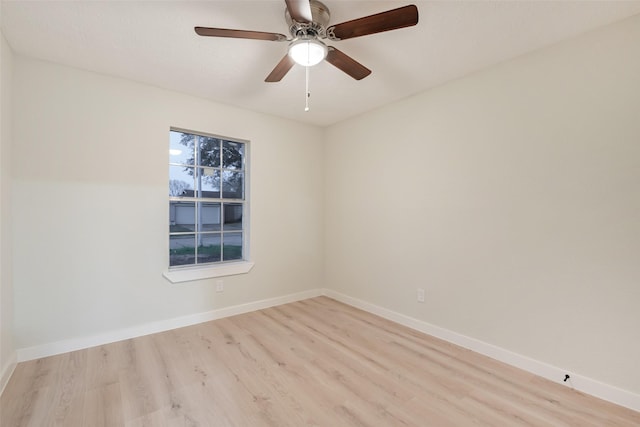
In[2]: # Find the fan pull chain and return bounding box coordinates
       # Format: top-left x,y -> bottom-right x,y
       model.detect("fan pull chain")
305,65 -> 310,112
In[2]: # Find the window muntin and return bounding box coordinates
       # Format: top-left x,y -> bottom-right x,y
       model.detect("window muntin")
169,130 -> 247,268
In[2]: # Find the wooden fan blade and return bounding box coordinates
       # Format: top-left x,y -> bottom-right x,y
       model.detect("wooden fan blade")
265,54 -> 296,82
325,47 -> 371,80
326,5 -> 418,41
285,0 -> 313,23
195,27 -> 288,42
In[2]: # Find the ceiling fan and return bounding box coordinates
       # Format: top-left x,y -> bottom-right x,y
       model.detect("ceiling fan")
195,0 -> 419,83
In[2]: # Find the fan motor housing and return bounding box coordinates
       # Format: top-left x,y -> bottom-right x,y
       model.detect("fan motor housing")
285,0 -> 330,38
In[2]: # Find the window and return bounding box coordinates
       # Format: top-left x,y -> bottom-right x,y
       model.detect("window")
168,129 -> 248,271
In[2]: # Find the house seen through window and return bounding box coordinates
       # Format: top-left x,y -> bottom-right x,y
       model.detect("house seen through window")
169,129 -> 247,267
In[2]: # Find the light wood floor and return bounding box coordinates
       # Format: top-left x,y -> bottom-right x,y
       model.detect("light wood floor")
2,297 -> 639,426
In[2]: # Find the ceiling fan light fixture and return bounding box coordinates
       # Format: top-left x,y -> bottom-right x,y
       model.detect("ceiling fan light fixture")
288,38 -> 327,66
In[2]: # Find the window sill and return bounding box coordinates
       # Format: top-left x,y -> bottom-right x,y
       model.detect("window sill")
163,261 -> 254,283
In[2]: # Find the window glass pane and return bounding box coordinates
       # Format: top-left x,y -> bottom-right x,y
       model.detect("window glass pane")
200,202 -> 221,231
170,131 -> 194,166
222,141 -> 244,170
198,233 -> 221,263
169,130 -> 247,270
169,165 -> 195,197
196,167 -> 220,198
223,204 -> 243,230
170,234 -> 195,266
222,171 -> 243,199
199,136 -> 221,168
170,201 -> 195,232
223,232 -> 243,261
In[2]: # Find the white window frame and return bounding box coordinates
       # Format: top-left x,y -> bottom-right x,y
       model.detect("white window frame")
163,128 -> 253,283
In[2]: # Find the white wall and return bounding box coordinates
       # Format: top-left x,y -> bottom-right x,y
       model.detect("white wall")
11,56 -> 325,349
0,31 -> 16,389
325,14 -> 640,395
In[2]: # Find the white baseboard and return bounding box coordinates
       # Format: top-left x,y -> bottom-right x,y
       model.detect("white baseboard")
12,287 -> 640,413
16,288 -> 322,362
322,289 -> 640,413
0,351 -> 17,396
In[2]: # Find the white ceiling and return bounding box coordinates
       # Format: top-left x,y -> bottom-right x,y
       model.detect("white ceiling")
2,0 -> 640,127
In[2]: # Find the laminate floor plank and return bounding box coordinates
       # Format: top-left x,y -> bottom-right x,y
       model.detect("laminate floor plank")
83,383 -> 124,427
2,296 -> 639,426
278,302 -> 493,423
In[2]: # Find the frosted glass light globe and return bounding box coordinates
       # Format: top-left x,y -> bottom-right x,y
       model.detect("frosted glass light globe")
288,39 -> 327,67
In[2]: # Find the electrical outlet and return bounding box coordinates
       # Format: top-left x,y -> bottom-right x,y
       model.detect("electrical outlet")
417,288 -> 425,303
216,280 -> 224,293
